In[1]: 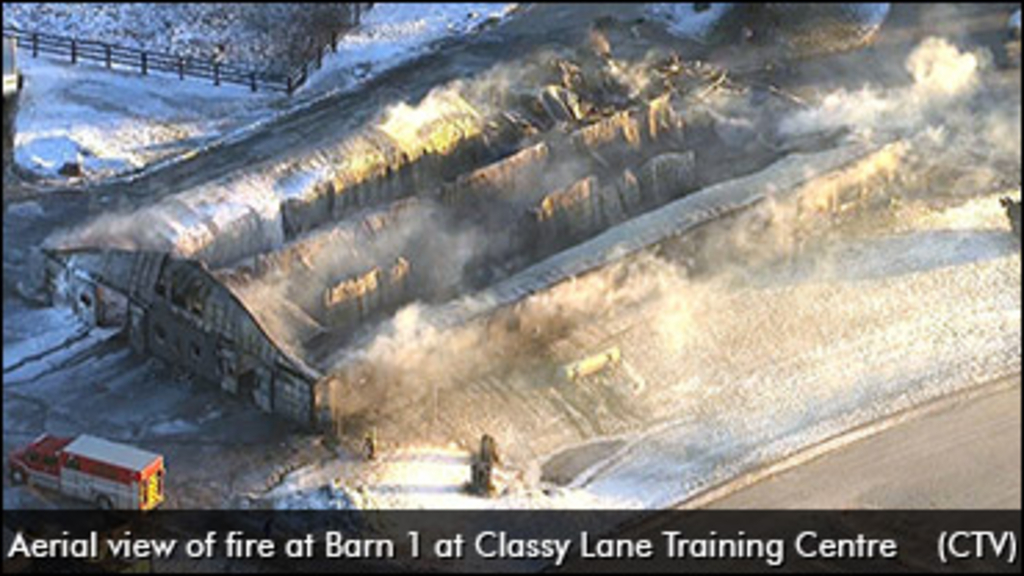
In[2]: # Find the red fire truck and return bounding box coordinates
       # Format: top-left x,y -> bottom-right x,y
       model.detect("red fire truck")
8,434 -> 165,510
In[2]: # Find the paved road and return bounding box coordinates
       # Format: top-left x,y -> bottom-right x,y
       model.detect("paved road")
705,379 -> 1022,509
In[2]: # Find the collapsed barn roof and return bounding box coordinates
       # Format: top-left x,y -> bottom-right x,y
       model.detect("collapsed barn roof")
42,47 -> 853,423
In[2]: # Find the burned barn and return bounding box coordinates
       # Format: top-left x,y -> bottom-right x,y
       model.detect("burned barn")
43,249 -> 319,422
37,42 -> 903,433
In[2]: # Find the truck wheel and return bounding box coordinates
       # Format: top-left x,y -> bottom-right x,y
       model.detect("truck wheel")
95,495 -> 113,510
10,467 -> 26,485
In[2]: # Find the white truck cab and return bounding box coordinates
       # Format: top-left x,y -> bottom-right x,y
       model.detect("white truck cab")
3,37 -> 20,98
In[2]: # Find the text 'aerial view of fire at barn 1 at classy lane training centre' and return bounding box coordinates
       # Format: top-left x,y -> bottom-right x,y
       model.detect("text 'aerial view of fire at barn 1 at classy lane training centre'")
1,2 -> 1020,517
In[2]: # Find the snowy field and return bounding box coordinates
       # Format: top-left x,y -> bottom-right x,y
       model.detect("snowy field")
12,58 -> 276,180
7,3 -> 519,182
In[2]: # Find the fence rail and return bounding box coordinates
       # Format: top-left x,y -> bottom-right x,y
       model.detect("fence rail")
2,3 -> 374,96
2,27 -> 294,93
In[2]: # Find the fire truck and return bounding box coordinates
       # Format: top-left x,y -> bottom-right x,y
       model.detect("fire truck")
8,434 -> 165,510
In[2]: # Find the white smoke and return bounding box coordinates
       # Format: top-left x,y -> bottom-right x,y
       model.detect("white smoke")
781,37 -> 988,138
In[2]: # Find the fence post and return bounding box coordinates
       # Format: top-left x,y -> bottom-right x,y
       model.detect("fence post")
214,62 -> 220,86
141,52 -> 148,75
287,74 -> 294,95
71,39 -> 77,64
105,44 -> 112,68
32,33 -> 38,57
250,72 -> 257,93
178,57 -> 185,80
332,31 -> 339,52
317,44 -> 323,70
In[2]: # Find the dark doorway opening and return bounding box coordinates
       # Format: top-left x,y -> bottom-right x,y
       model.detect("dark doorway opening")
238,370 -> 258,403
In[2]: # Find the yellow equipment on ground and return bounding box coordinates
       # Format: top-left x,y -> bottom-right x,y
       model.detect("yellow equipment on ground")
562,347 -> 622,382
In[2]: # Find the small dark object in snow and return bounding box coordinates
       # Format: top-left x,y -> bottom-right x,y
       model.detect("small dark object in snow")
480,433 -> 500,466
59,161 -> 83,178
1000,197 -> 1021,241
468,460 -> 495,496
466,434 -> 500,496
363,429 -> 377,461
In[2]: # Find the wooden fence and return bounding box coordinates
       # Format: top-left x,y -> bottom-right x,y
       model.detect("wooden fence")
1,3 -> 374,96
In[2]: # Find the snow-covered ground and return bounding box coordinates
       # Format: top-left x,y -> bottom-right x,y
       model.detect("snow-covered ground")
645,3 -> 736,41
13,56 -> 275,180
7,3 -> 519,182
307,3 -> 519,91
265,443 -> 622,511
2,306 -> 86,372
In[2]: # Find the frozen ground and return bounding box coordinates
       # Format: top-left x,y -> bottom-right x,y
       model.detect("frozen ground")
7,3 -> 519,182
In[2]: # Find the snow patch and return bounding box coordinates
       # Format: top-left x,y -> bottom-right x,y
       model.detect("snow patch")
646,4 -> 890,45
307,3 -> 518,92
839,4 -> 891,30
5,200 -> 45,219
15,135 -> 131,178
3,307 -> 86,372
12,55 -> 273,181
266,444 -> 624,511
645,3 -> 735,41
148,418 -> 199,436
